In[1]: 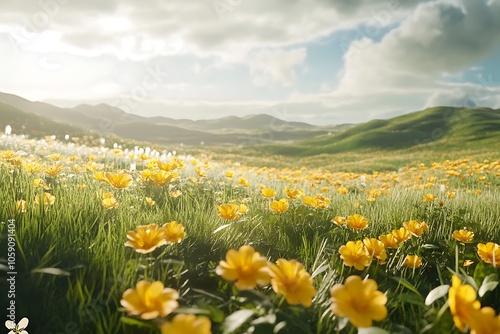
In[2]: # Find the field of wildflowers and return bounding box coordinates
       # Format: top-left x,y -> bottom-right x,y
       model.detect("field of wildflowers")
1,132 -> 499,333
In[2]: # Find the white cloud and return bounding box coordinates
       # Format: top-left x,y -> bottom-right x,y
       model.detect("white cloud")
1,0 -> 499,125
0,0 -> 419,60
336,0 -> 500,96
248,48 -> 307,87
424,82 -> 500,109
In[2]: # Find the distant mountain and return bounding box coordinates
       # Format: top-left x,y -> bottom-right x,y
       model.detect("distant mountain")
2,92 -> 498,156
263,106 -> 500,156
146,113 -> 314,133
0,101 -> 84,138
0,92 -> 342,145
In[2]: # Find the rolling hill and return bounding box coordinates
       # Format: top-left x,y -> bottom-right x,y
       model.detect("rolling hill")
2,91 -> 498,159
0,101 -> 87,139
0,92 -> 345,145
262,106 -> 500,156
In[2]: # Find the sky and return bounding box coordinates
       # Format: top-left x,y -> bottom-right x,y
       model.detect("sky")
0,0 -> 499,125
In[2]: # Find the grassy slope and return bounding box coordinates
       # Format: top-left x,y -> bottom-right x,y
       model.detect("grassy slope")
0,102 -> 164,150
195,107 -> 500,173
3,100 -> 499,172
0,101 -> 88,138
262,107 -> 500,156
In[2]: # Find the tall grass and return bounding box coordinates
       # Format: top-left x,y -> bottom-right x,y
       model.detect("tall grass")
0,136 -> 499,333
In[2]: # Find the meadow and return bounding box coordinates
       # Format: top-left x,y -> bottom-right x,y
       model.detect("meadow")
1,133 -> 500,334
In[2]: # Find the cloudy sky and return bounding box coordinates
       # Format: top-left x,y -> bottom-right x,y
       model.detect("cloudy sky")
1,0 -> 499,125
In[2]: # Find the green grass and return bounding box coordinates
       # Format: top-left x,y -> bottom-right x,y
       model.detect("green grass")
260,107 -> 500,157
1,135 -> 500,333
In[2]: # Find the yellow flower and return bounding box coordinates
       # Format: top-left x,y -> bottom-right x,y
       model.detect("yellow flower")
447,191 -> 456,199
463,260 -> 474,267
161,314 -> 212,334
238,177 -> 250,187
151,170 -> 178,187
104,172 -> 133,189
261,187 -> 276,198
102,195 -> 119,209
302,196 -> 315,207
330,275 -> 387,328
469,307 -> 500,334
346,214 -> 369,230
403,255 -> 422,268
162,221 -> 187,243
83,162 -> 97,172
238,203 -> 248,214
225,170 -> 234,178
217,204 -> 240,220
403,220 -> 429,237
269,259 -> 316,307
120,280 -> 179,320
477,242 -> 500,267
449,275 -> 481,332
7,156 -> 22,168
34,192 -> 56,206
102,192 -> 113,199
363,238 -> 387,263
195,167 -> 207,177
172,157 -> 185,170
16,200 -> 27,213
313,194 -> 330,209
339,241 -> 372,270
423,193 -> 437,202
141,169 -> 154,182
215,245 -> 271,290
366,189 -> 382,198
1,150 -> 15,160
284,187 -> 303,199
23,162 -> 42,173
452,229 -> 474,242
124,224 -> 168,254
337,187 -> 348,194
47,153 -> 63,161
270,198 -> 289,214
392,227 -> 411,243
94,171 -> 106,182
332,216 -> 346,226
170,190 -> 182,198
158,161 -> 178,172
378,233 -> 399,249
190,176 -> 201,184
44,163 -> 64,177
145,197 -> 155,206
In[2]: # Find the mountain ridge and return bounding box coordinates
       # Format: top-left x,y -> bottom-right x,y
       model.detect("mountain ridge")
0,92 -> 342,145
3,92 -> 497,154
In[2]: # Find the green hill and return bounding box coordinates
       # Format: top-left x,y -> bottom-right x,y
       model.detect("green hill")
263,107 -> 500,156
0,92 -> 339,145
0,101 -> 161,150
0,101 -> 87,139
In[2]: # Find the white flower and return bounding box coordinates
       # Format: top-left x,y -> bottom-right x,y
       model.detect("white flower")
5,317 -> 29,334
